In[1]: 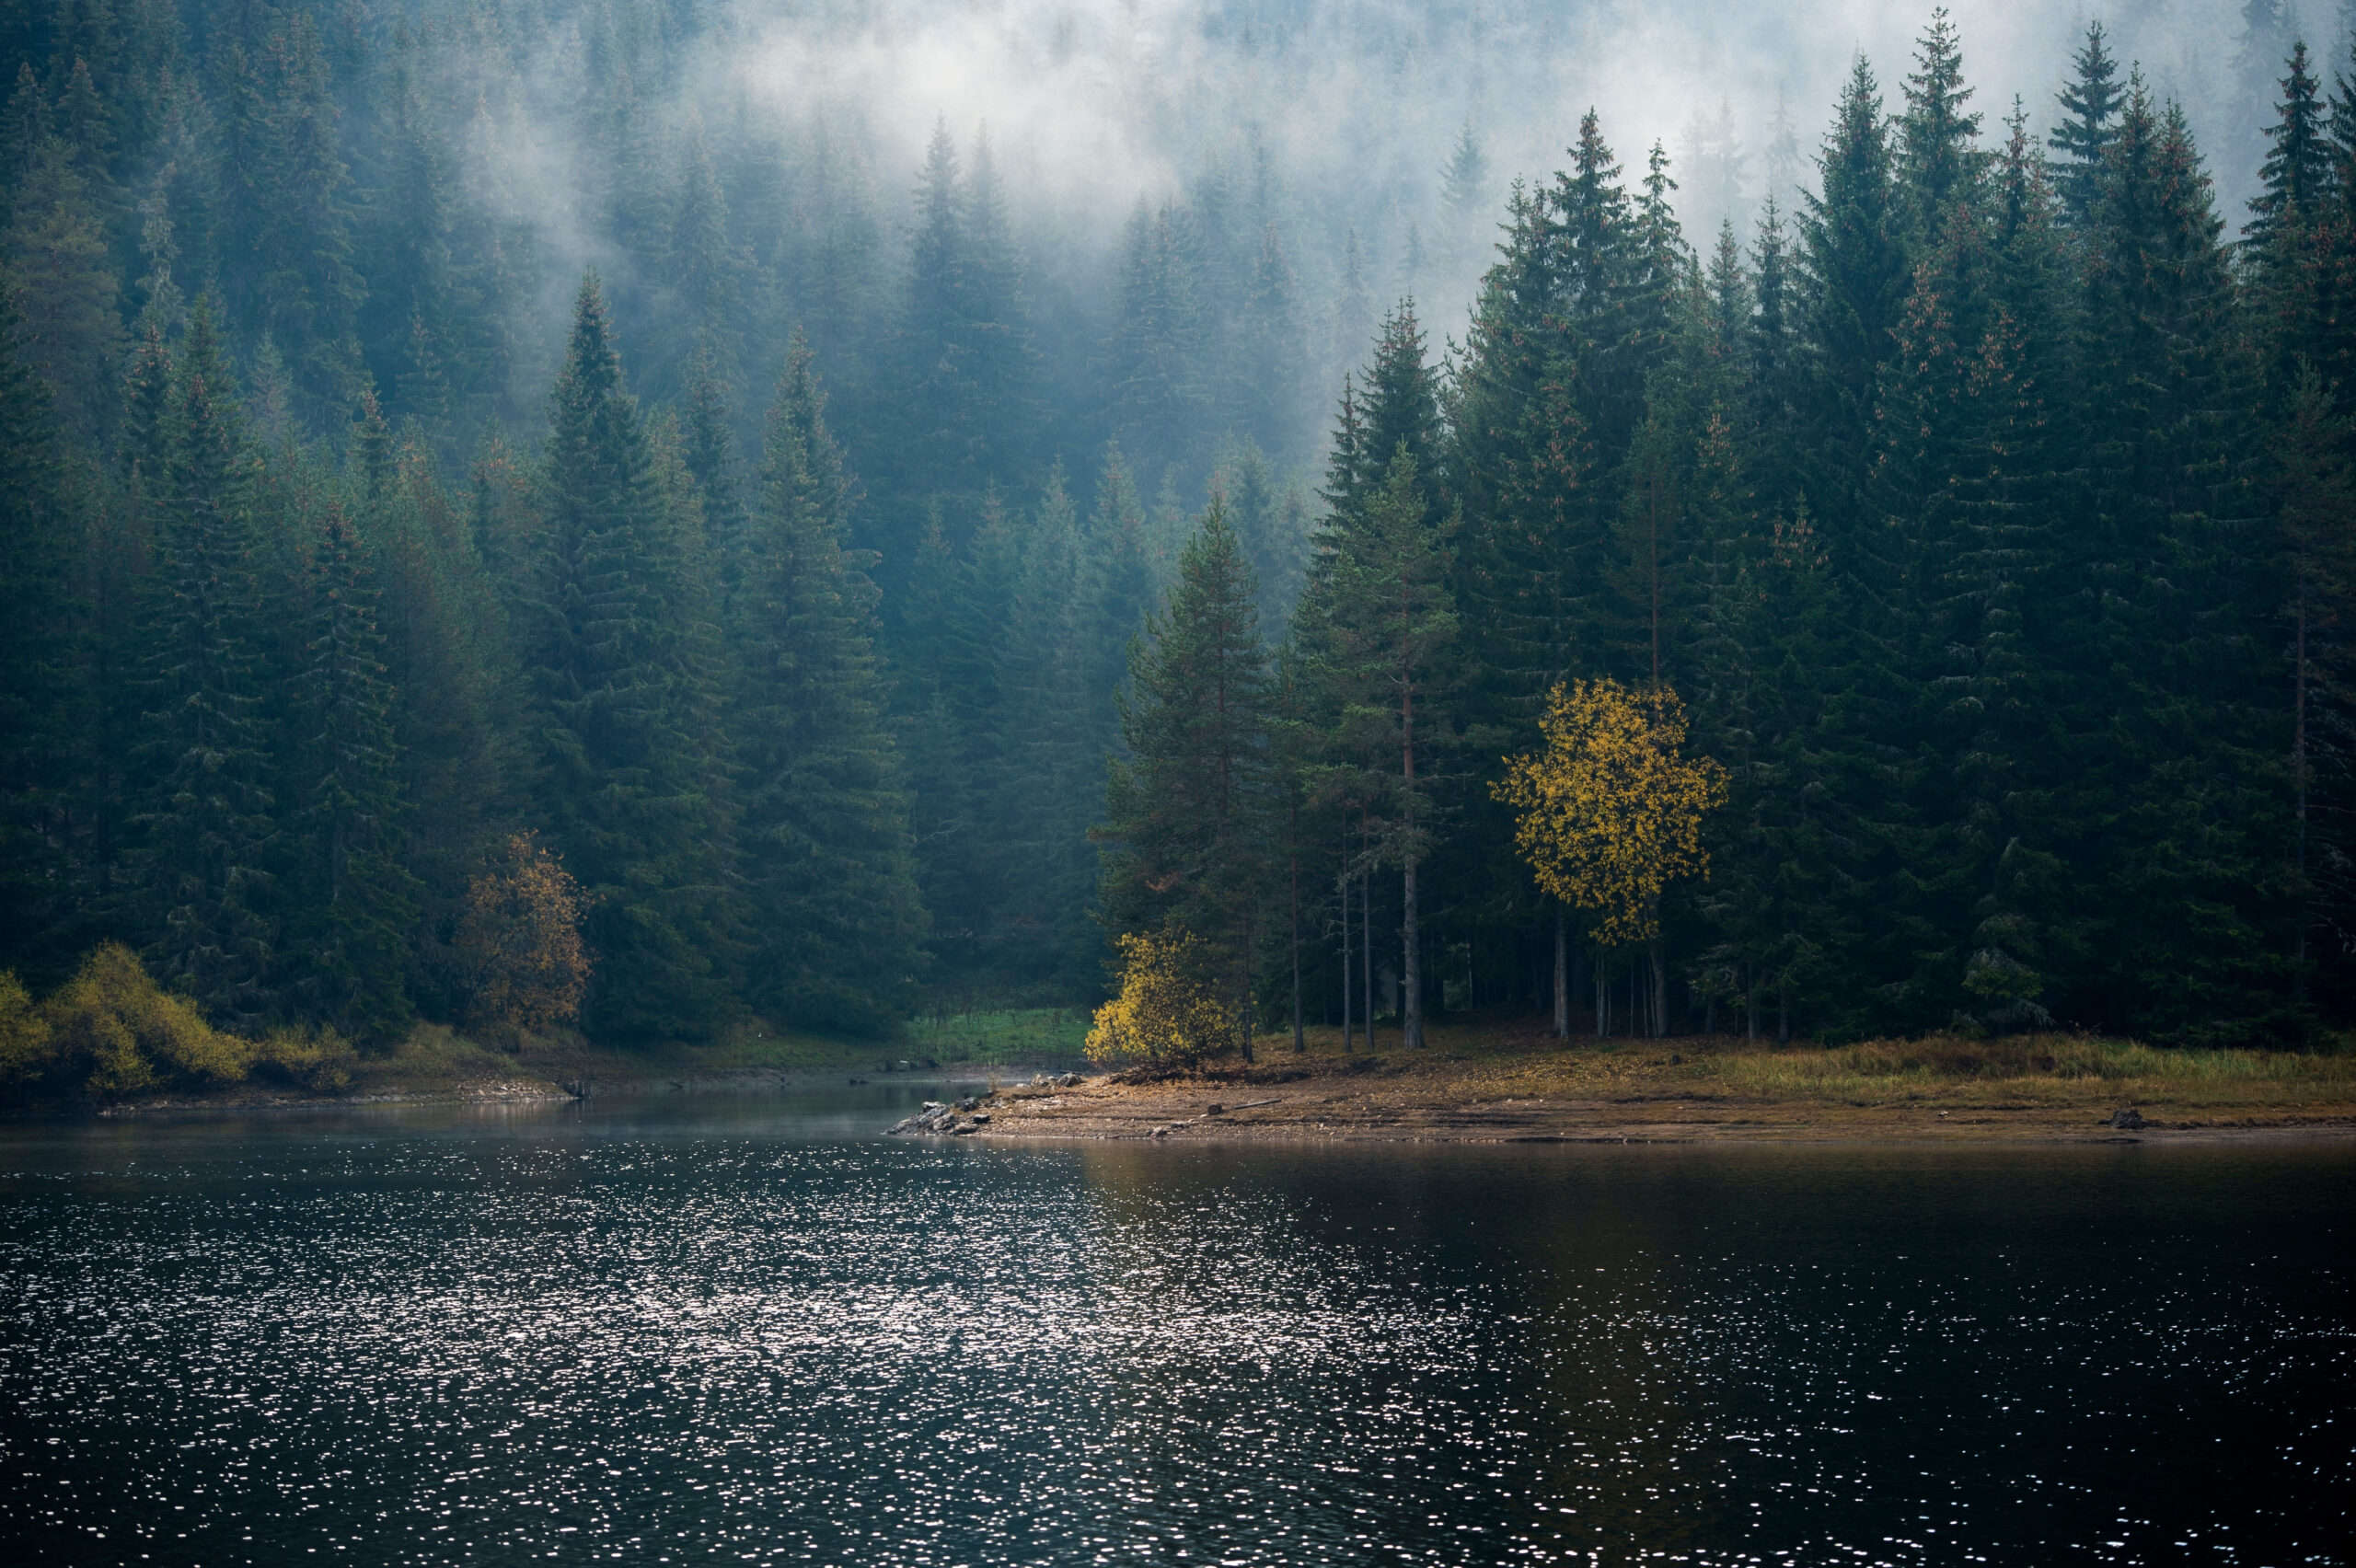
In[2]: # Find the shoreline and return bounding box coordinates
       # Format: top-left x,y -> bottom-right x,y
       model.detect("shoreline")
20,1024 -> 2356,1147
67,1059 -> 1079,1118
950,1029 -> 2356,1147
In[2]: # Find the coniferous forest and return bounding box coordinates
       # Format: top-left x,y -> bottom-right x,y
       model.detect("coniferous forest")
4,0 -> 2355,1064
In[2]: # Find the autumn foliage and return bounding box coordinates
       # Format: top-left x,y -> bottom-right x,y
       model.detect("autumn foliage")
1085,930 -> 1235,1066
1494,680 -> 1728,947
0,945 -> 358,1101
456,833 -> 592,1042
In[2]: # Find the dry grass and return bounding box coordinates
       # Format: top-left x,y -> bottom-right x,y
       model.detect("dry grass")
1164,1019 -> 2356,1135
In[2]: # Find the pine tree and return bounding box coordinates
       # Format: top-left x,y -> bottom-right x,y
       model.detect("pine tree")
958,128 -> 1044,493
287,499 -> 417,1044
990,464 -> 1101,988
1898,8 -> 1987,244
217,10 -> 363,421
2078,86 -> 2290,1040
0,281 -> 82,982
1296,445 -> 1459,1050
1238,223 -> 1305,461
525,274 -> 733,1044
131,297 -> 278,1032
1800,56 -> 1910,544
2247,40 -> 2332,253
727,333 -> 925,1032
2050,20 -> 2123,227
1098,500 -> 1273,1055
1438,118 -> 1490,269
1107,200 -> 1208,494
3,137 -> 123,438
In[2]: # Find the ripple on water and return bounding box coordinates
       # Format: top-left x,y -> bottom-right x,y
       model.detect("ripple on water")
0,1115 -> 2349,1565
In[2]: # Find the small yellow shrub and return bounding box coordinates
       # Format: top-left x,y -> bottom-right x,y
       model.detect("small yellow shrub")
41,944 -> 253,1098
0,970 -> 53,1086
1086,930 -> 1234,1066
254,1027 -> 360,1093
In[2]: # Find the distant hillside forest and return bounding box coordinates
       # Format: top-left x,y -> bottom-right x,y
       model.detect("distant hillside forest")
2,0 -> 2353,1053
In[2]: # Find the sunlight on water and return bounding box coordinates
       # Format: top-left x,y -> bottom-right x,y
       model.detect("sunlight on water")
1,1097 -> 2348,1564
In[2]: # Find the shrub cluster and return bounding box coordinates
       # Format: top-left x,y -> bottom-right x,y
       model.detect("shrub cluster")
0,946 -> 357,1102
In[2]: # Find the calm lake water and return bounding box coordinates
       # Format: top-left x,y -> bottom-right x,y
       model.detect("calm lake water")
0,1089 -> 2349,1566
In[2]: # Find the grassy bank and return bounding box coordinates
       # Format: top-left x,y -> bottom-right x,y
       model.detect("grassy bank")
967,1020 -> 2356,1142
340,1007 -> 1093,1100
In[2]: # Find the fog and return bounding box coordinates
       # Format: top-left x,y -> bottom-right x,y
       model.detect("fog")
461,2 -> 2276,386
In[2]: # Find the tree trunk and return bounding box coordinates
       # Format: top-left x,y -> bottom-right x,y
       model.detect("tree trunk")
1290,849 -> 1304,1053
1403,858 -> 1423,1048
1649,934 -> 1667,1039
1361,861 -> 1374,1050
1551,914 -> 1569,1039
1340,855 -> 1354,1055
2297,584 -> 2309,998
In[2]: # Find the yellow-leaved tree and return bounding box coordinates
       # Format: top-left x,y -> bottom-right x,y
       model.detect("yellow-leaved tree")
1085,930 -> 1234,1067
1493,679 -> 1727,1036
456,833 -> 591,1046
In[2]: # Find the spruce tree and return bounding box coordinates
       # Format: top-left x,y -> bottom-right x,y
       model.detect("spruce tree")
526,274 -> 732,1044
1296,446 -> 1459,1050
1799,57 -> 1910,546
287,499 -> 417,1044
1098,501 -> 1273,1054
2247,40 -> 2332,252
0,281 -> 81,982
727,334 -> 925,1032
1897,8 -> 1987,242
2050,20 -> 2123,227
131,297 -> 278,1032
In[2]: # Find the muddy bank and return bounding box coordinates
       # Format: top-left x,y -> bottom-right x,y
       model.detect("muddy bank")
940,1046 -> 2356,1146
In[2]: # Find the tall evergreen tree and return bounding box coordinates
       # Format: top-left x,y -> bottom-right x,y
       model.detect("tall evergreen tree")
286,499 -> 417,1044
526,274 -> 733,1044
1099,501 -> 1273,1052
1297,446 -> 1459,1050
131,297 -> 279,1031
0,282 -> 81,983
2050,20 -> 2123,228
1897,8 -> 1987,241
727,333 -> 925,1032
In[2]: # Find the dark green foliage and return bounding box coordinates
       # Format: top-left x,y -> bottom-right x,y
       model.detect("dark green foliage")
2248,41 -> 2332,251
1098,501 -> 1273,1032
525,275 -> 733,1044
2050,21 -> 2122,226
0,283 -> 82,984
0,1 -> 2339,1058
726,335 -> 924,1033
285,500 -> 416,1044
130,298 -> 278,1032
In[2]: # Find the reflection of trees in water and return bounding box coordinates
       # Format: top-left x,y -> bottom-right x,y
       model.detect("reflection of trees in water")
1066,1144 -> 1721,1556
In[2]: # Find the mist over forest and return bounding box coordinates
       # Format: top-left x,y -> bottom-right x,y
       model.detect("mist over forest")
3,0 -> 2352,1089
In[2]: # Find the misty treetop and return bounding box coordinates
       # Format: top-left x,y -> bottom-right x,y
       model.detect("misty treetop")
0,2 -> 2350,1060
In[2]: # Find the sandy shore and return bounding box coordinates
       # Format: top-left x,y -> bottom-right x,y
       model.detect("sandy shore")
960,1038 -> 2356,1145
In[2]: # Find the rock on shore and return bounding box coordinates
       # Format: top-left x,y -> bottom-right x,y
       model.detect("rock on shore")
886,1073 -> 1082,1136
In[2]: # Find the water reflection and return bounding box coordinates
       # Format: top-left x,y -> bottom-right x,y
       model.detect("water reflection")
0,1100 -> 2347,1564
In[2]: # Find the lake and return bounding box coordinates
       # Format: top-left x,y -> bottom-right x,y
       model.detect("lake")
0,1088 -> 2348,1564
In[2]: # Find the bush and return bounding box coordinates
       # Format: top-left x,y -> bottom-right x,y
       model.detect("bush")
1086,930 -> 1234,1066
40,943 -> 254,1097
0,946 -> 364,1102
0,970 -> 52,1086
456,832 -> 591,1045
253,1027 -> 361,1093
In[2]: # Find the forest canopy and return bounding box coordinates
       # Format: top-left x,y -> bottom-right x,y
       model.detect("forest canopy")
1,0 -> 2351,1059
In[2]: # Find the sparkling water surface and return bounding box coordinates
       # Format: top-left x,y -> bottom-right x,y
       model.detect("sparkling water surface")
0,1089 -> 2349,1565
